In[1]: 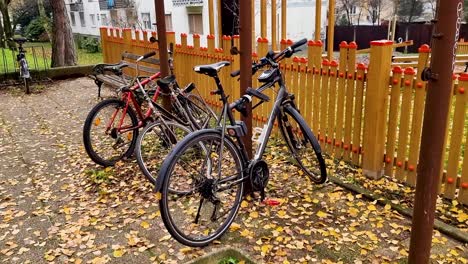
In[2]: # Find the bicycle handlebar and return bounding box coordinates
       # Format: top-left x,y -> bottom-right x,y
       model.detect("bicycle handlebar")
230,38 -> 307,78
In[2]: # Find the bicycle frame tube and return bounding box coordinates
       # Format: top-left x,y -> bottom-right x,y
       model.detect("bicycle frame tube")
253,84 -> 287,161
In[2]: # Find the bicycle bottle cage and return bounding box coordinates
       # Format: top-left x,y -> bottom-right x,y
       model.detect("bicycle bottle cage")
258,68 -> 279,83
226,121 -> 247,137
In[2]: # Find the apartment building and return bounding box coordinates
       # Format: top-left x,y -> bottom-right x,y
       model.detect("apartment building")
66,0 -> 333,46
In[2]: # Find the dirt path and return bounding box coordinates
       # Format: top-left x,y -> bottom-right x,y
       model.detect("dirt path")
0,79 -> 466,263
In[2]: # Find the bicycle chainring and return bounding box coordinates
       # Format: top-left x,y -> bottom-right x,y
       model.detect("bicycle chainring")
249,160 -> 270,201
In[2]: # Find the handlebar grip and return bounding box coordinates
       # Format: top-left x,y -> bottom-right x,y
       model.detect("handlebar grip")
290,38 -> 307,51
142,51 -> 157,60
231,69 -> 241,77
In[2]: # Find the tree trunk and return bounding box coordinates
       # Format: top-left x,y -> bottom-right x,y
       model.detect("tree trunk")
37,0 -> 52,41
0,14 -> 5,48
0,0 -> 14,49
50,0 -> 76,67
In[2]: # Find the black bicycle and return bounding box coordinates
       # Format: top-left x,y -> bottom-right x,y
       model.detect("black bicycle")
155,38 -> 327,247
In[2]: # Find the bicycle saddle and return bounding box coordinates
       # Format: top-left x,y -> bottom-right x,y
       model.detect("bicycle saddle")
11,37 -> 27,44
157,75 -> 176,92
194,61 -> 231,77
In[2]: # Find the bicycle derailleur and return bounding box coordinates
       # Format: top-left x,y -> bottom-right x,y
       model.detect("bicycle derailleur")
248,160 -> 270,201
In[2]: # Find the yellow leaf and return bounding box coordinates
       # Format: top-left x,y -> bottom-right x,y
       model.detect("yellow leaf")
113,249 -> 124,258
180,247 -> 192,254
63,207 -> 71,215
249,211 -> 259,218
316,211 -> 328,218
348,207 -> 359,217
44,254 -> 56,261
154,192 -> 162,201
241,201 -> 249,208
240,229 -> 251,237
140,221 -> 150,229
278,210 -> 287,217
94,118 -> 101,126
450,249 -> 459,256
384,204 -> 391,210
367,204 -> 377,211
229,223 -> 241,231
360,249 -> 367,255
312,199 -> 319,204
261,245 -> 271,255
159,253 -> 167,260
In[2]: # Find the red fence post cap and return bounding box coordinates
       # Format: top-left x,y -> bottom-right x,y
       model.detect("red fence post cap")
392,66 -> 403,74
330,60 -> 338,67
459,73 -> 468,81
404,67 -> 416,75
322,59 -> 330,66
370,40 -> 394,46
348,41 -> 358,49
300,57 -> 308,63
357,63 -> 366,70
308,40 -> 315,46
339,41 -> 348,48
418,44 -> 431,53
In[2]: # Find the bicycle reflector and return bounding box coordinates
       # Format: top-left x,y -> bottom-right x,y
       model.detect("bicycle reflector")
226,121 -> 247,137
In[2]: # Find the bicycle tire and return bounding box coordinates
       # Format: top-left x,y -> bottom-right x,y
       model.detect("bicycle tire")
157,129 -> 245,247
83,98 -> 139,167
24,78 -> 30,94
186,94 -> 218,128
136,120 -> 191,186
278,105 -> 327,184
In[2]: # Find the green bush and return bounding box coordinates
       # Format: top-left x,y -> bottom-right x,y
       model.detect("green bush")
25,18 -> 49,41
81,37 -> 101,53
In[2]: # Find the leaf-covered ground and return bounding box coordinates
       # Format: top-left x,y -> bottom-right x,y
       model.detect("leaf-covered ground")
0,79 -> 467,263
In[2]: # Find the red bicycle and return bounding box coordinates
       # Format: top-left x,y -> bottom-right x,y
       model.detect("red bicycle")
83,40 -> 217,167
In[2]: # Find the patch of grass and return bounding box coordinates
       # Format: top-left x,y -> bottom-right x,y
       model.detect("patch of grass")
218,257 -> 240,264
0,42 -> 102,74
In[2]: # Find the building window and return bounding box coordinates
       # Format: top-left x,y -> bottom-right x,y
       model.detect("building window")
141,13 -> 151,29
101,14 -> 108,26
165,14 -> 173,31
70,12 -> 76,26
188,14 -> 203,34
90,14 -> 96,26
350,6 -> 357,15
79,12 -> 86,27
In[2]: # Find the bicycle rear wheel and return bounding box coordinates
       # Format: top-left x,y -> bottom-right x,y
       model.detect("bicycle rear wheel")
185,94 -> 218,128
158,130 -> 244,247
136,120 -> 191,186
83,98 -> 138,166
278,105 -> 327,184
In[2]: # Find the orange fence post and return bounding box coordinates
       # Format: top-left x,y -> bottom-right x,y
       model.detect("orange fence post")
343,42 -> 357,162
351,63 -> 366,165
443,74 -> 467,199
406,45 -> 430,186
384,66 -> 403,177
395,67 -> 415,182
334,41 -> 348,156
362,40 -> 393,179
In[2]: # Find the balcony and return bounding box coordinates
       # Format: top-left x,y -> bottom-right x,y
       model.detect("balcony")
172,0 -> 203,7
99,0 -> 134,10
70,0 -> 84,12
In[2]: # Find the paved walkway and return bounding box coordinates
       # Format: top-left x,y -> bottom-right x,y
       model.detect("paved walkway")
0,79 -> 466,263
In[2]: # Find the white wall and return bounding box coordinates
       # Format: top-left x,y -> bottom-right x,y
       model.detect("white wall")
70,0 -> 330,47
66,0 -> 103,36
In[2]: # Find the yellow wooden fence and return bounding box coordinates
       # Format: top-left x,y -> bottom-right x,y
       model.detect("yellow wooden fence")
99,27 -> 468,205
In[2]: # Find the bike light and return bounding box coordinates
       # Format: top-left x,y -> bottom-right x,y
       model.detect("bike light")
227,128 -> 236,136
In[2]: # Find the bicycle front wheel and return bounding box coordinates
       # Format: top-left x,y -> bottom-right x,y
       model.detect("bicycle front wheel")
83,98 -> 138,166
158,130 -> 244,247
278,105 -> 327,184
136,120 -> 191,186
